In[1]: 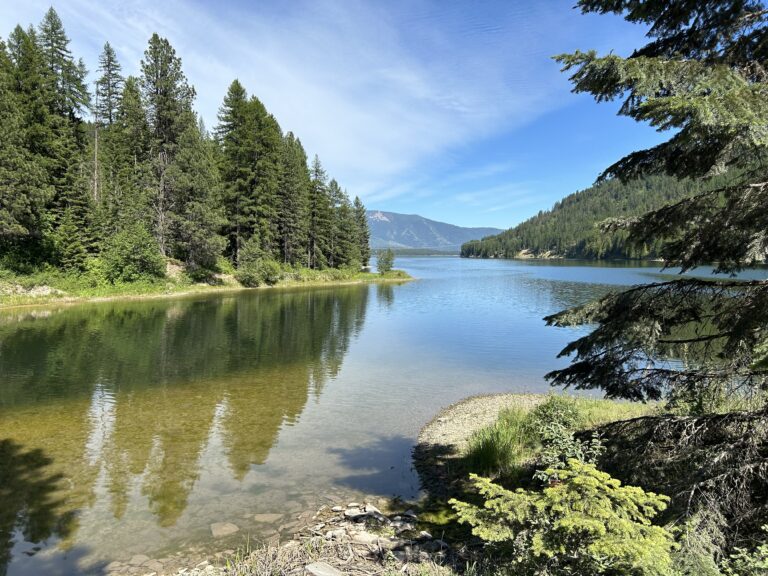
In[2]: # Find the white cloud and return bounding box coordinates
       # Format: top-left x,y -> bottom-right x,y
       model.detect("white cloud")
1,0 -> 646,210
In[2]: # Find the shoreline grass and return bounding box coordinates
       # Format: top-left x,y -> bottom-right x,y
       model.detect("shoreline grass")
0,267 -> 412,310
463,395 -> 657,480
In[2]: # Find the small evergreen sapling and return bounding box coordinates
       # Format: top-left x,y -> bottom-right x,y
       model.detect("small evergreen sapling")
451,460 -> 676,576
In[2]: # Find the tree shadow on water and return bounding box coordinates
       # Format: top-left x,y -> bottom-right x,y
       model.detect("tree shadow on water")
327,435 -> 421,498
0,439 -> 103,576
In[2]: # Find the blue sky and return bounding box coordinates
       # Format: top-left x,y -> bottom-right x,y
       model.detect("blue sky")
1,0 -> 666,229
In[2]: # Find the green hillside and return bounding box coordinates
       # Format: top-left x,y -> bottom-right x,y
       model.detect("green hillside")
461,174 -> 721,260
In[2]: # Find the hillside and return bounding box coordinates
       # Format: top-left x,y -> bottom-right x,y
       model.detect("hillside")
368,211 -> 502,252
460,174 -> 721,260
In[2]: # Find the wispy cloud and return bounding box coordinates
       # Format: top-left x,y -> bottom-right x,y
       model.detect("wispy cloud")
1,0 -> 652,226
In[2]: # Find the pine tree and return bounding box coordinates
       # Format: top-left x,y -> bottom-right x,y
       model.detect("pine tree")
277,132 -> 310,265
326,178 -> 346,268
546,2 -> 768,408
100,75 -> 152,233
216,79 -> 258,264
335,194 -> 361,267
250,98 -> 282,258
353,196 -> 370,266
307,155 -> 332,269
95,42 -> 123,126
140,34 -> 195,256
37,8 -> 89,118
0,37 -> 51,257
140,34 -> 194,148
167,112 -> 226,274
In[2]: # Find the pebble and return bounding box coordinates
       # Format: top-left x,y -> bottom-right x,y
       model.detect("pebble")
144,560 -> 164,573
343,508 -> 367,521
253,513 -> 283,523
129,555 -> 150,566
305,561 -> 344,576
210,522 -> 240,538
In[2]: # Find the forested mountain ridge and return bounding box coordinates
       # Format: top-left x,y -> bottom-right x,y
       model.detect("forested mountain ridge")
368,210 -> 502,251
0,8 -> 371,286
460,174 -> 723,260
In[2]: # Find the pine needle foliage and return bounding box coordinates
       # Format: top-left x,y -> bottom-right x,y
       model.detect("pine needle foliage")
546,1 -> 768,408
451,461 -> 676,576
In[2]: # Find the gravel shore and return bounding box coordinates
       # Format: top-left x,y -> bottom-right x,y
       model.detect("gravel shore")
417,393 -> 546,452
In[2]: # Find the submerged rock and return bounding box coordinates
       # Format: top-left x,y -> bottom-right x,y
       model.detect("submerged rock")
253,513 -> 283,523
209,522 -> 239,538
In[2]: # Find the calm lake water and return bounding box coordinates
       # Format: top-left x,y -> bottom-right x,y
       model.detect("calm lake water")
2,257 -> 762,574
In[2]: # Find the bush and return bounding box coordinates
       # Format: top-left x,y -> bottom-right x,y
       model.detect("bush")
102,224 -> 165,283
377,248 -> 395,274
722,525 -> 768,575
236,259 -> 283,287
528,395 -> 584,432
451,460 -> 676,576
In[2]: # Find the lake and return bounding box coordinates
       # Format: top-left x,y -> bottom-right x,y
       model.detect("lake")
1,257 -> 757,575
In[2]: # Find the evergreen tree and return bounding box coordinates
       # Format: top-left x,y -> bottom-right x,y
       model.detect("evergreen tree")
99,75 -> 152,234
277,132 -> 310,265
167,112 -> 226,274
140,34 -> 195,256
216,79 -> 258,264
37,8 -> 89,118
250,98 -> 282,258
326,178 -> 346,268
94,42 -> 123,125
53,207 -> 87,270
140,34 -> 194,148
546,2 -> 768,408
10,16 -> 92,265
0,37 -> 51,258
353,196 -> 370,266
307,155 -> 332,269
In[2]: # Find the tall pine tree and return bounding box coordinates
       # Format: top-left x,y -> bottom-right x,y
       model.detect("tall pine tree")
140,34 -> 195,256
95,42 -> 123,126
307,155 -> 332,269
353,196 -> 370,266
277,132 -> 310,265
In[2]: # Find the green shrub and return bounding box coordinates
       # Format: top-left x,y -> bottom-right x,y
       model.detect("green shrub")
235,259 -> 283,287
534,422 -> 604,483
102,224 -> 165,283
528,395 -> 584,432
377,248 -> 395,274
451,460 -> 676,576
722,526 -> 768,575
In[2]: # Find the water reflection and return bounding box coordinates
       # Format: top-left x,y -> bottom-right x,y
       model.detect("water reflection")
0,286 -> 369,573
0,440 -> 75,575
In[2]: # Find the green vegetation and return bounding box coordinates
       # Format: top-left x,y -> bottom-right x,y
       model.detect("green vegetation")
0,9 -> 371,291
377,248 -> 395,274
464,396 -> 654,479
459,1 -> 768,574
461,174 -> 724,260
452,462 -> 676,576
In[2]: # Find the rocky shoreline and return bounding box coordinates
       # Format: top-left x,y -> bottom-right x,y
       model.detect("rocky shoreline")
103,501 -> 455,576
101,393 -> 542,576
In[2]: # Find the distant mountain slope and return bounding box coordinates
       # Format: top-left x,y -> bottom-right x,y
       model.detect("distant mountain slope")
367,211 -> 502,252
460,174 -> 724,260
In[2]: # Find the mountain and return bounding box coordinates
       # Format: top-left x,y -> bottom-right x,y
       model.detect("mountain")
367,211 -> 502,252
460,173 -> 725,260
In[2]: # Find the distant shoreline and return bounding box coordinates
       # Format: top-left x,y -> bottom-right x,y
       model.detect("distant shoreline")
0,271 -> 413,311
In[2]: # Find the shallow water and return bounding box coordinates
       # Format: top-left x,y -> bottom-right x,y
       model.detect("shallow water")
1,257 -> 762,574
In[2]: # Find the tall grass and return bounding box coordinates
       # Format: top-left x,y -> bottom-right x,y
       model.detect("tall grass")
463,395 -> 657,479
463,407 -> 537,477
